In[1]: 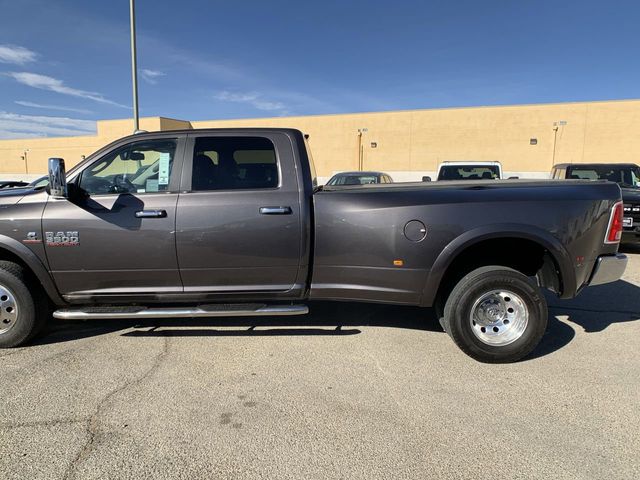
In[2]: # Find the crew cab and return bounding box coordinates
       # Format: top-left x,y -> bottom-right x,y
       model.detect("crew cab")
0,129 -> 628,362
552,163 -> 640,243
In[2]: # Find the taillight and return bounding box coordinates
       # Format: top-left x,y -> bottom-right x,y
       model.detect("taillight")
604,201 -> 624,244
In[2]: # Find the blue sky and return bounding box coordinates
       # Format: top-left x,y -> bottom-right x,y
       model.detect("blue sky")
0,0 -> 638,138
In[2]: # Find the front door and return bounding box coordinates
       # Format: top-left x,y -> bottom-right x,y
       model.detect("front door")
42,136 -> 186,298
175,132 -> 303,295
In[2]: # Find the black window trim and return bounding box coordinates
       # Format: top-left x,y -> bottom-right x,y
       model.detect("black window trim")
180,133 -> 283,193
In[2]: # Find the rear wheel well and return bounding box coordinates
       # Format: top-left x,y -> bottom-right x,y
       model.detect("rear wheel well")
435,238 -> 562,310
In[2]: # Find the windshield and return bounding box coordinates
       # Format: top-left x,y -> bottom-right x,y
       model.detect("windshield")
438,165 -> 500,181
567,166 -> 640,188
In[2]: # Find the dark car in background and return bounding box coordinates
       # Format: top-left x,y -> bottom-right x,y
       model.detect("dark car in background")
325,171 -> 393,186
552,163 -> 640,243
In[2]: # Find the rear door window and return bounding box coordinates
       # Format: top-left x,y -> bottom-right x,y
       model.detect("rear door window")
190,137 -> 278,191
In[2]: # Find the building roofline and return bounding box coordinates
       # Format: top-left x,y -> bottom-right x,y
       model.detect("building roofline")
190,98 -> 640,124
97,115 -> 190,124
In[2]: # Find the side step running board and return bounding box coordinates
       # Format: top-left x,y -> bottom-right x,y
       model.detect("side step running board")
53,304 -> 309,320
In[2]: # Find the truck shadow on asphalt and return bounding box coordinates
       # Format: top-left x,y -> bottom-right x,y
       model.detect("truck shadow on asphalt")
547,278 -> 640,332
35,301 -> 439,347
531,278 -> 640,360
121,301 -> 442,338
620,243 -> 640,255
32,279 -> 640,362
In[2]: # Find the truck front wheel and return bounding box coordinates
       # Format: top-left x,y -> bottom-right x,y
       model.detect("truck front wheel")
0,261 -> 47,348
442,266 -> 548,363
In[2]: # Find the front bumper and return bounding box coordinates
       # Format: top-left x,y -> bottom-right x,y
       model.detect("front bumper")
589,253 -> 628,286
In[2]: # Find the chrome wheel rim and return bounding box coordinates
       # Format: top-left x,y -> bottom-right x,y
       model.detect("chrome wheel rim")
470,289 -> 528,346
0,284 -> 19,335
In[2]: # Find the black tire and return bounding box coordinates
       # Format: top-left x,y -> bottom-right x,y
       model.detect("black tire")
442,266 -> 548,363
0,261 -> 48,348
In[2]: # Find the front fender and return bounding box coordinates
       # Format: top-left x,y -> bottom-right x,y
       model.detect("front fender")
0,234 -> 65,306
420,223 -> 576,306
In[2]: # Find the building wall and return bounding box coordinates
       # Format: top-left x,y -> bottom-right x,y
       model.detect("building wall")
193,99 -> 640,181
0,117 -> 189,180
1,100 -> 639,182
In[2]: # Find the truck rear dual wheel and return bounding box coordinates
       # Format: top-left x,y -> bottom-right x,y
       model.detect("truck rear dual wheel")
0,261 -> 47,348
442,266 -> 548,363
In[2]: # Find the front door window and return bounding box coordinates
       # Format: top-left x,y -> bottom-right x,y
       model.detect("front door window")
79,139 -> 176,195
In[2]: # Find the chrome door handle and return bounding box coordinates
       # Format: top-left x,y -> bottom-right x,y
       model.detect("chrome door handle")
135,209 -> 167,218
259,206 -> 292,215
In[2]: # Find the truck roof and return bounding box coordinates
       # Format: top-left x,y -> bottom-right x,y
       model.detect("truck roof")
330,171 -> 389,176
438,161 -> 502,166
553,163 -> 640,168
118,127 -> 305,137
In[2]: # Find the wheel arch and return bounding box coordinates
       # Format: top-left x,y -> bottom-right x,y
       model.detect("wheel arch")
0,234 -> 65,306
421,224 -> 576,307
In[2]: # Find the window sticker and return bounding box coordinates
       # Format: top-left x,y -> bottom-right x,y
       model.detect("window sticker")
158,153 -> 170,185
146,179 -> 159,192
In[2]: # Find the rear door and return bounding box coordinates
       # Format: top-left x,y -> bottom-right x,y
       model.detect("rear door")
42,135 -> 186,297
175,132 -> 304,295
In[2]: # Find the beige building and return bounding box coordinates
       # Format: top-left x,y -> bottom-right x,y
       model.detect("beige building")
1,99 -> 639,182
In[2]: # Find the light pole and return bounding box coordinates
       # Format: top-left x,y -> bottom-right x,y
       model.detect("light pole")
357,128 -> 367,170
21,149 -> 30,174
129,0 -> 140,133
551,121 -> 566,167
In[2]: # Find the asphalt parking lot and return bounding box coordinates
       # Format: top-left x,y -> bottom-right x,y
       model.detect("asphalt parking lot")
1,247 -> 639,480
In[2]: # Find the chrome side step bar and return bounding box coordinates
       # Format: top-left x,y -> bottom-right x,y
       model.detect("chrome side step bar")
53,304 -> 309,320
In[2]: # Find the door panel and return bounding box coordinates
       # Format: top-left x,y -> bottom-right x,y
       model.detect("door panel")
42,135 -> 186,296
176,190 -> 301,291
176,133 -> 303,293
43,194 -> 181,295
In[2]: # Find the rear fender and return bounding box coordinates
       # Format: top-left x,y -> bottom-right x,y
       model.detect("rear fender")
420,224 -> 576,306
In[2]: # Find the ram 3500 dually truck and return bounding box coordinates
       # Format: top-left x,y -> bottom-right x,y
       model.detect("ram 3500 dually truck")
0,129 -> 628,362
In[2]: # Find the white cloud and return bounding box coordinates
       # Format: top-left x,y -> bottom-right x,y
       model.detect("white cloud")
15,100 -> 92,115
6,72 -> 129,108
0,111 -> 96,139
140,69 -> 165,85
0,44 -> 37,65
214,90 -> 288,115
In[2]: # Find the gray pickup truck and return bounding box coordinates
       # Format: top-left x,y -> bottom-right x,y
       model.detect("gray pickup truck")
0,128 -> 628,362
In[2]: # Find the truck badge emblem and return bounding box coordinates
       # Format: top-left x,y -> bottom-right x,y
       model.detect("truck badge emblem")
23,232 -> 41,244
45,231 -> 80,247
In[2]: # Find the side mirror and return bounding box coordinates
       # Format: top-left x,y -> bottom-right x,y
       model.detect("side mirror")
47,158 -> 67,197
422,176 -> 432,182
